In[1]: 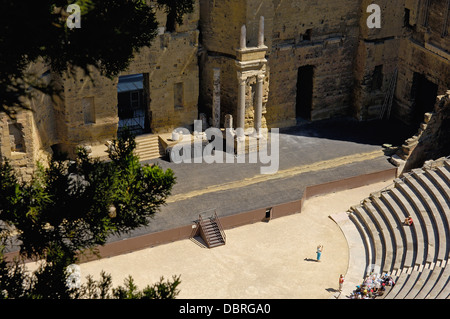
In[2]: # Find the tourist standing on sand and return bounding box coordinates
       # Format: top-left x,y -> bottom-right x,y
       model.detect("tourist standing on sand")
339,274 -> 345,291
316,245 -> 323,262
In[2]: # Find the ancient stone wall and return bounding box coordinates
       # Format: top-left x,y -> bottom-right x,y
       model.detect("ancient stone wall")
0,1 -> 200,177
265,0 -> 361,127
392,90 -> 450,173
353,0 -> 405,120
394,0 -> 450,125
1,0 -> 449,177
57,0 -> 200,144
200,0 -> 361,129
0,60 -> 58,179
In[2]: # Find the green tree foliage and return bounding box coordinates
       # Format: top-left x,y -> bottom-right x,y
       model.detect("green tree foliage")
72,272 -> 181,299
0,0 -> 194,117
0,131 -> 177,299
157,0 -> 195,32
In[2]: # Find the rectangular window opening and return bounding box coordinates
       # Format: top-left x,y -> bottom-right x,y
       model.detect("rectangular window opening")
82,97 -> 96,124
174,82 -> 184,109
8,122 -> 26,153
303,29 -> 312,41
404,8 -> 412,28
372,65 -> 384,91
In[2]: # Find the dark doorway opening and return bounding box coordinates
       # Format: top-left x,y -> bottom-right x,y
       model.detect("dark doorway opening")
117,73 -> 151,136
296,65 -> 314,122
411,73 -> 438,126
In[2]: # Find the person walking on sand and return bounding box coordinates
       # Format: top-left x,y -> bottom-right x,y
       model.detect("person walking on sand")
316,245 -> 323,262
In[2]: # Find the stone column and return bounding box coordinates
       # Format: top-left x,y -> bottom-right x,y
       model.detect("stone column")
258,16 -> 265,47
213,68 -> 221,128
224,114 -> 233,130
255,74 -> 264,137
237,74 -> 246,139
240,25 -> 247,49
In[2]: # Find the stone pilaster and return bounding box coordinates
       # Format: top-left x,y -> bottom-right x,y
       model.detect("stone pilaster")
213,68 -> 221,128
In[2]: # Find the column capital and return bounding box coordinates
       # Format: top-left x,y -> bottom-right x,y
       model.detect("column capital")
257,73 -> 265,82
237,73 -> 247,84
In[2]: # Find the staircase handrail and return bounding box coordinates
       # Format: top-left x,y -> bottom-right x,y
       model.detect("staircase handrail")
198,214 -> 212,247
214,211 -> 226,244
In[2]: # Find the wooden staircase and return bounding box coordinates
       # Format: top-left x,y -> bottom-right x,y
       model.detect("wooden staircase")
197,212 -> 226,248
135,134 -> 164,161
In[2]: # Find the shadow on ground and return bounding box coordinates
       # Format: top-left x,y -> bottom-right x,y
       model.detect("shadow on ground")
280,117 -> 416,147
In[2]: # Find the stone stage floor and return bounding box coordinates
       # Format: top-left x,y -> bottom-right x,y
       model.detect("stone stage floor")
106,117 -> 411,242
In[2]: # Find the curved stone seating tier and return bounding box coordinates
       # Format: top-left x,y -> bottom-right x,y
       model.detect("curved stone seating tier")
406,173 -> 445,263
364,200 -> 395,274
351,205 -> 384,274
390,186 -> 425,268
400,177 -> 439,265
417,173 -> 449,261
380,191 -> 415,269
331,158 -> 450,299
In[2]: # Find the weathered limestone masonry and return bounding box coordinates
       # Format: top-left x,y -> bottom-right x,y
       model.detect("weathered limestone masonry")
1,0 -> 449,178
200,0 -> 362,129
266,0 -> 361,126
0,60 -> 57,180
353,0 -> 405,120
0,1 -> 200,177
59,1 -> 200,142
394,0 -> 450,125
391,90 -> 450,173
199,0 -> 449,129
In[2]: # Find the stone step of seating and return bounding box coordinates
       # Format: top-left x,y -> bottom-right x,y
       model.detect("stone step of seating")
383,272 -> 407,299
390,185 -> 423,268
425,169 -> 450,204
378,282 -> 395,299
436,166 -> 450,186
351,205 -> 383,273
444,159 -> 450,171
404,174 -> 441,264
413,169 -> 449,214
426,263 -> 450,299
336,159 -> 450,299
380,192 -> 414,269
364,199 -> 395,274
414,265 -> 445,299
347,212 -> 373,278
415,173 -> 449,260
329,212 -> 369,299
404,267 -> 432,299
395,268 -> 423,299
413,169 -> 450,262
435,278 -> 449,299
372,195 -> 404,273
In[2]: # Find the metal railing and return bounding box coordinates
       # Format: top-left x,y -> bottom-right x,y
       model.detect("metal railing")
197,210 -> 226,247
213,211 -> 226,244
198,214 -> 211,247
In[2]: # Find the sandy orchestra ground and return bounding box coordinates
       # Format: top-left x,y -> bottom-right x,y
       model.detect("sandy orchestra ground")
76,180 -> 391,299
